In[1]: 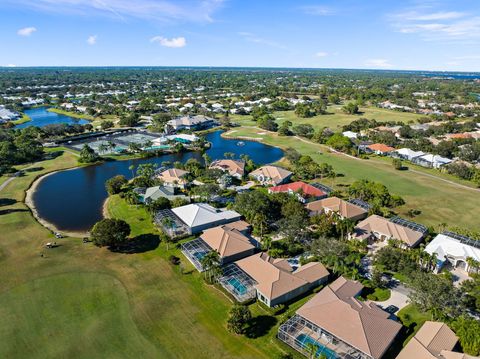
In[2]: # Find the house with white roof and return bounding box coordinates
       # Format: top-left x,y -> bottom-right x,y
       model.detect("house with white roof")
393,148 -> 425,161
416,154 -> 452,169
425,232 -> 480,273
342,131 -> 358,139
158,203 -> 242,235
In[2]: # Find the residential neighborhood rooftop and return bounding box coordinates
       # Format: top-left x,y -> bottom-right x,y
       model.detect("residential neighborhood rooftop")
396,321 -> 460,359
353,214 -> 425,247
295,276 -> 402,359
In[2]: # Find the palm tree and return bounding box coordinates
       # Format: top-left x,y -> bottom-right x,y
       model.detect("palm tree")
128,164 -> 135,179
200,251 -> 221,282
337,218 -> 354,240
202,153 -> 211,167
305,342 -> 319,359
253,212 -> 267,239
467,257 -> 480,274
161,217 -> 175,243
98,143 -> 109,154
124,191 -> 138,205
262,236 -> 272,252
107,141 -> 116,152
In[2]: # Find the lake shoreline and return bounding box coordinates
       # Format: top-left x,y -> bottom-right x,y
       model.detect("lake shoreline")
30,130 -> 283,233
25,168 -> 90,238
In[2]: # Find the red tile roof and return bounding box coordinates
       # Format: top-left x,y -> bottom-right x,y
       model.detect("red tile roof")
269,181 -> 326,197
367,143 -> 395,153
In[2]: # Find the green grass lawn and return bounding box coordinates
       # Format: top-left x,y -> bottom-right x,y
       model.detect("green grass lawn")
397,304 -> 431,346
47,108 -> 94,121
0,155 -> 300,359
224,127 -> 480,231
273,106 -> 422,130
231,105 -> 422,131
366,288 -> 391,302
11,113 -> 31,125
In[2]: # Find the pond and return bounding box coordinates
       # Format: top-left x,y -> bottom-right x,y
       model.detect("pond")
32,131 -> 283,232
16,107 -> 89,128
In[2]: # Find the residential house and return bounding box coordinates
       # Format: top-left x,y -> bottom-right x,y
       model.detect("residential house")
352,215 -> 426,248
209,159 -> 245,179
268,181 -> 328,203
425,232 -> 480,273
342,131 -> 358,139
416,154 -> 452,169
181,222 -> 256,271
158,203 -> 242,235
0,105 -> 19,122
165,115 -> 217,133
249,165 -> 293,186
366,143 -> 396,155
278,276 -> 402,359
219,253 -> 329,306
157,168 -> 190,188
397,321 -> 474,359
306,197 -> 368,222
139,185 -> 189,204
393,148 -> 425,161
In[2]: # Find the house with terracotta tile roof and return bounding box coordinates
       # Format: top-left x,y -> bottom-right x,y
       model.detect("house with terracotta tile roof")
268,181 -> 328,203
396,321 -> 474,359
181,222 -> 256,271
219,253 -> 329,306
157,168 -> 190,188
278,276 -> 402,359
351,215 -> 426,248
209,159 -> 245,179
306,197 -> 368,222
249,165 -> 293,186
366,143 -> 396,155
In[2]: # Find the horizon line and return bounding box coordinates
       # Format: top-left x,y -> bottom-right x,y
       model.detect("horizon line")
1,65 -> 480,74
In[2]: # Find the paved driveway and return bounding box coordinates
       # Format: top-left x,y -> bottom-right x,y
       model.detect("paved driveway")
374,280 -> 411,314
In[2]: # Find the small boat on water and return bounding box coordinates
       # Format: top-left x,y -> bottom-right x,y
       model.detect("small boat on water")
237,141 -> 245,146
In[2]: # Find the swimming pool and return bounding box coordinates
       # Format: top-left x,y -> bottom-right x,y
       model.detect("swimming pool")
296,334 -> 338,359
193,251 -> 207,261
227,277 -> 247,295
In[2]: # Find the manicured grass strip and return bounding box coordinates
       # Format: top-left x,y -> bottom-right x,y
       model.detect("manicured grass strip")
47,108 -> 94,120
0,273 -> 161,359
225,127 -> 480,231
397,304 -> 431,346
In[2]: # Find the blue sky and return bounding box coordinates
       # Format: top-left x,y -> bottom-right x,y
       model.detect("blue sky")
1,0 -> 479,71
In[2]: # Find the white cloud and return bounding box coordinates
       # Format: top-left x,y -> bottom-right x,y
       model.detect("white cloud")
365,59 -> 393,69
315,52 -> 328,58
390,7 -> 480,42
17,27 -> 37,36
9,0 -> 224,24
2,64 -> 17,67
150,36 -> 186,48
404,11 -> 466,21
301,5 -> 334,16
87,35 -> 97,45
238,32 -> 287,49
